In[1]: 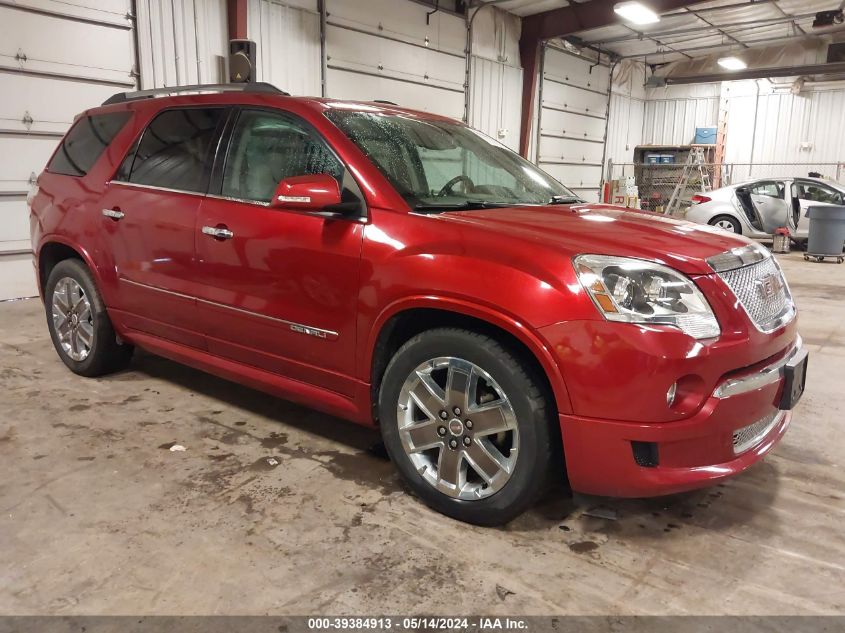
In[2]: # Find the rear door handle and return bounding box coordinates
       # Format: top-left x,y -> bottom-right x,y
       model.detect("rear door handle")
102,208 -> 124,220
201,225 -> 234,240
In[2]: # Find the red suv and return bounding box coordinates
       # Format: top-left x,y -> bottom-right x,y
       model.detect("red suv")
30,83 -> 807,525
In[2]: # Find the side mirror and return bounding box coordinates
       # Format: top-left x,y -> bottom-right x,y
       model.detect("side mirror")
271,174 -> 342,212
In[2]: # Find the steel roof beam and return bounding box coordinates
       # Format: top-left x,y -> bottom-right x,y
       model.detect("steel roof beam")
520,0 -> 709,43
683,7 -> 748,49
621,23 -> 694,59
656,61 -> 845,83
618,28 -> 835,59
580,11 -> 819,46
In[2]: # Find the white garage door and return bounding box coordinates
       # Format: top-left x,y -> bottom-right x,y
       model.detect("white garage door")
325,0 -> 466,119
0,1 -> 136,300
537,46 -> 610,202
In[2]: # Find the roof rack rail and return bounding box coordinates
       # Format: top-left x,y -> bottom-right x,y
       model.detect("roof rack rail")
102,82 -> 288,106
373,99 -> 398,105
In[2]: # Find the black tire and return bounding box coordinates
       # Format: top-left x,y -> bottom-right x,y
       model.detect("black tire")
45,259 -> 133,377
709,214 -> 742,234
378,327 -> 557,526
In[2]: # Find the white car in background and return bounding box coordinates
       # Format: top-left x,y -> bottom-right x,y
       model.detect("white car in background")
685,176 -> 845,241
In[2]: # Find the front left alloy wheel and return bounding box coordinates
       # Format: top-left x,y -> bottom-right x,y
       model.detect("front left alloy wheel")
378,328 -> 557,526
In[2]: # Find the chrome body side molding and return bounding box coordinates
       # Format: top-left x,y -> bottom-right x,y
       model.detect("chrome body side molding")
120,278 -> 339,341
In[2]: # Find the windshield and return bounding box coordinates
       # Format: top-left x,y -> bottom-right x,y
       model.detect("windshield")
324,110 -> 580,211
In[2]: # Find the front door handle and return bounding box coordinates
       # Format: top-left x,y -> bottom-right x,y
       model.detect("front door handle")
201,225 -> 234,240
102,208 -> 124,220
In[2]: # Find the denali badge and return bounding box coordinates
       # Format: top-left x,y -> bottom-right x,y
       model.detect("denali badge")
290,323 -> 329,339
755,273 -> 783,300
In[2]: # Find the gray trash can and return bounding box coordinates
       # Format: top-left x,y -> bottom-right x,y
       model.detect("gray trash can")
805,205 -> 845,263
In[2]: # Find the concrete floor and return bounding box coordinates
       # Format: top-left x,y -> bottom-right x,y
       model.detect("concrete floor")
1,251 -> 843,616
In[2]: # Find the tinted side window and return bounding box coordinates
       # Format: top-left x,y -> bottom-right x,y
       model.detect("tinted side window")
47,112 -> 131,177
124,108 -> 224,192
222,110 -> 343,203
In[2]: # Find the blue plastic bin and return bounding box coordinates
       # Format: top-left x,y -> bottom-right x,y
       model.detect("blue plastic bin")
695,127 -> 717,144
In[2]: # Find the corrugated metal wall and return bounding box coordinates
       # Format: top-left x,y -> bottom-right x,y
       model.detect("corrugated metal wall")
468,7 -> 522,151
136,0 -> 228,88
724,80 -> 845,167
248,0 -> 321,97
642,83 -> 720,146
605,60 -> 646,168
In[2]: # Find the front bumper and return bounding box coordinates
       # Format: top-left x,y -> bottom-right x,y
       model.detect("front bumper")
557,336 -> 804,498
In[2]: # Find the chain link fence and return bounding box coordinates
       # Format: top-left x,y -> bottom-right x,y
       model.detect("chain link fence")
606,162 -> 845,215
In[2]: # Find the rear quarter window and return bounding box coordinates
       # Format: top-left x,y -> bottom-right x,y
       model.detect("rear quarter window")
47,111 -> 132,177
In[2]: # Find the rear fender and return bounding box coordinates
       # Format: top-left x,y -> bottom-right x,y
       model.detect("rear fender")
36,235 -> 110,303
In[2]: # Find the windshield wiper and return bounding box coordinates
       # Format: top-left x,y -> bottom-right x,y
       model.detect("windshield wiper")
548,195 -> 584,205
414,200 -> 511,212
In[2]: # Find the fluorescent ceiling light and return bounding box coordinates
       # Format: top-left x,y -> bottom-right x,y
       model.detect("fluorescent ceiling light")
718,56 -> 747,70
614,2 -> 660,25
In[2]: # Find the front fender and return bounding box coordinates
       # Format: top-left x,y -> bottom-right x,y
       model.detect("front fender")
363,294 -> 574,415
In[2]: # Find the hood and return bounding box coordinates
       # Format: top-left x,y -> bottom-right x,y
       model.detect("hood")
437,203 -> 750,275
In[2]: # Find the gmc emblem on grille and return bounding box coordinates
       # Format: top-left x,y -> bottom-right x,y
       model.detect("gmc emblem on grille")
755,273 -> 783,299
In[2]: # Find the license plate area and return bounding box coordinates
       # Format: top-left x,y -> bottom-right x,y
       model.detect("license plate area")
779,348 -> 808,410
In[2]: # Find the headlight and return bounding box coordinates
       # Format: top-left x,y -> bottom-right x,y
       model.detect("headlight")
574,254 -> 721,340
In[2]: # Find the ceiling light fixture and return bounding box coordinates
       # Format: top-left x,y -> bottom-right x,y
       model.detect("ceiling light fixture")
718,56 -> 747,70
614,1 -> 660,25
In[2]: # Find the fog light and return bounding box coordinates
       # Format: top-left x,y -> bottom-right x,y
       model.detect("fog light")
666,382 -> 678,407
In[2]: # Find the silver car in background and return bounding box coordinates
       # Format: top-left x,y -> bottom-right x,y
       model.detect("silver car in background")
685,176 -> 845,241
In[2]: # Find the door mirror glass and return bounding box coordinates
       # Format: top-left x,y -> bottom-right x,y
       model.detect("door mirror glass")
271,174 -> 342,211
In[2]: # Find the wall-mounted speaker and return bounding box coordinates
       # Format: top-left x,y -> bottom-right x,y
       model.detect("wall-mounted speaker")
229,39 -> 256,83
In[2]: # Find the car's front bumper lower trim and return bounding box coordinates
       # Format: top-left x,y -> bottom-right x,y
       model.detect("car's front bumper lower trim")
713,335 -> 803,399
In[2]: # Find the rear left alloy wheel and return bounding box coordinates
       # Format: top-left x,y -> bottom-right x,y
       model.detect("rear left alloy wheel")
45,259 -> 133,377
378,328 -> 557,526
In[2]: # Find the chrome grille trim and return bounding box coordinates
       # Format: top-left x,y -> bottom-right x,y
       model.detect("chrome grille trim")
716,255 -> 795,333
733,410 -> 785,455
707,243 -> 770,272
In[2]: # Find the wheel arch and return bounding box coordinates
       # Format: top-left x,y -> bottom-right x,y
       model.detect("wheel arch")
365,298 -> 573,424
36,238 -> 98,296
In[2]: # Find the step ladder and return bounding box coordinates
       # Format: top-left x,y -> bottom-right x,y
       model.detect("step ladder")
665,147 -> 711,215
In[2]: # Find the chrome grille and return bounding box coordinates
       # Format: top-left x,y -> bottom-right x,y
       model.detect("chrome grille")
733,410 -> 783,454
717,256 -> 793,332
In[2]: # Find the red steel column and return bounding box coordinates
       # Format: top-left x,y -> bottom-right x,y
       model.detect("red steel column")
227,0 -> 248,40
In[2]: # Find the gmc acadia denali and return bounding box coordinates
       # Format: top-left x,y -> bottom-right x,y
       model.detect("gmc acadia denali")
29,83 -> 807,525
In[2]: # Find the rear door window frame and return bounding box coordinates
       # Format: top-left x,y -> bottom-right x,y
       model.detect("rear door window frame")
112,105 -> 231,196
